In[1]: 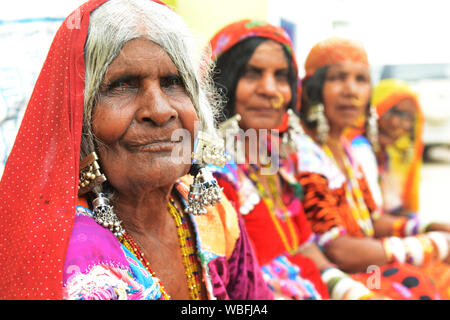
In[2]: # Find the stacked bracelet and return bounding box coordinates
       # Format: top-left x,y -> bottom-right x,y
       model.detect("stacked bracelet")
384,233 -> 448,267
321,267 -> 372,300
317,227 -> 347,248
427,232 -> 449,261
383,236 -> 406,263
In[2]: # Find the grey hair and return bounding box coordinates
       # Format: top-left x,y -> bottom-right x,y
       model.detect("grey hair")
81,0 -> 221,160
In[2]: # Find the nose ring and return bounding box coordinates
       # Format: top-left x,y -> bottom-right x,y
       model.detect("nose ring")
351,97 -> 364,107
271,92 -> 284,109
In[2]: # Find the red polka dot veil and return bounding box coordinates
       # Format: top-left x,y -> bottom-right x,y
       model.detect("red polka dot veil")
0,0 -> 168,300
0,0 -> 110,300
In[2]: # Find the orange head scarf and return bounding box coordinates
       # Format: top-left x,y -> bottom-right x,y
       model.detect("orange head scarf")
304,36 -> 369,80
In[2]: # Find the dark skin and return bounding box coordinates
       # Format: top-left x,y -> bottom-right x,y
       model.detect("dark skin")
92,38 -> 206,299
234,40 -> 338,274
377,98 -> 450,231
304,62 -> 450,273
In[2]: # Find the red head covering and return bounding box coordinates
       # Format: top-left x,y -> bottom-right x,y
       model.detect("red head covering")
304,36 -> 369,79
0,0 -> 167,300
210,19 -> 298,76
209,19 -> 301,122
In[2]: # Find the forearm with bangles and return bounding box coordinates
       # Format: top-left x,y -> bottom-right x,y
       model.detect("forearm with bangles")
382,232 -> 450,266
321,267 -> 375,300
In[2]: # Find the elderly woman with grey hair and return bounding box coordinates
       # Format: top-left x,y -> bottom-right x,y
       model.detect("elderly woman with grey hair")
0,0 -> 272,300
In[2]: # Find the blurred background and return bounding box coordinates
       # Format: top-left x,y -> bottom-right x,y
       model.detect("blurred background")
1,0 -> 449,222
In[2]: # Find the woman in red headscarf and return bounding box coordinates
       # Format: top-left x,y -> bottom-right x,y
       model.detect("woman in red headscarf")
297,36 -> 450,299
208,20 -> 386,300
0,0 -> 272,300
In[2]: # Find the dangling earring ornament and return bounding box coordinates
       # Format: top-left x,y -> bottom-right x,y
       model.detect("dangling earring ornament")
218,114 -> 245,164
92,193 -> 125,237
78,151 -> 107,196
79,151 -> 124,236
367,105 -> 380,152
281,109 -> 304,158
307,102 -> 329,145
186,131 -> 229,215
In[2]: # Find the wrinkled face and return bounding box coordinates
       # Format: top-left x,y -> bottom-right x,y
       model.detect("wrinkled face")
234,40 -> 292,131
92,38 -> 198,195
378,98 -> 417,148
322,61 -> 371,133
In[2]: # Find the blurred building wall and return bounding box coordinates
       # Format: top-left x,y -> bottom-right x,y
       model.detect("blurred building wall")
172,0 -> 267,46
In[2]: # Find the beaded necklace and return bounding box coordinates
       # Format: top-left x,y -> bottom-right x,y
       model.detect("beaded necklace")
119,197 -> 202,300
119,232 -> 171,300
323,144 -> 374,236
245,165 -> 299,255
168,197 -> 202,300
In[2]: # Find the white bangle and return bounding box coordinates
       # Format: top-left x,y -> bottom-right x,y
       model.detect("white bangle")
388,236 -> 407,263
344,282 -> 372,300
403,236 -> 424,266
404,218 -> 419,236
331,277 -> 355,300
427,232 -> 449,261
418,221 -> 433,234
321,267 -> 347,284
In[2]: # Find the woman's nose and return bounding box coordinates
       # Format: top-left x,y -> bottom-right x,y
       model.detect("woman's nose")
136,85 -> 178,126
258,73 -> 278,97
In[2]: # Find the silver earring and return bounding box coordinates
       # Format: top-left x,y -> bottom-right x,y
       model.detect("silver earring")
308,103 -> 329,145
218,114 -> 245,164
79,151 -> 124,237
367,105 -> 380,152
186,131 -> 228,215
92,193 -> 125,237
281,109 -> 304,158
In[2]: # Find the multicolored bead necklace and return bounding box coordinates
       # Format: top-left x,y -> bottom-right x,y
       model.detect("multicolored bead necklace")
119,197 -> 203,300
168,197 -> 203,300
119,232 -> 171,300
245,165 -> 299,256
323,144 -> 374,236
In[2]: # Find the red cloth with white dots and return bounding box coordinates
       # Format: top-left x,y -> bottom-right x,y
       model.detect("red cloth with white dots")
0,0 -> 168,300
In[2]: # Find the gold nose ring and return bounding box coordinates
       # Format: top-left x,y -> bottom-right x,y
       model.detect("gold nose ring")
271,92 -> 284,109
351,97 -> 364,107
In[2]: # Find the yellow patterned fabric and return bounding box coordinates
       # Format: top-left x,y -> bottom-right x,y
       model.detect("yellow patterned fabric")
372,79 -> 424,213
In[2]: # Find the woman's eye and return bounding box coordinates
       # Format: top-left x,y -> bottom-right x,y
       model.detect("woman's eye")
161,75 -> 184,90
275,71 -> 289,82
103,78 -> 138,95
242,68 -> 261,80
356,74 -> 370,83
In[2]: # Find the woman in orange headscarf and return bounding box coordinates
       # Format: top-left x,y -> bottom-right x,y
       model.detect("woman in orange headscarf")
207,20 -> 388,300
297,36 -> 450,299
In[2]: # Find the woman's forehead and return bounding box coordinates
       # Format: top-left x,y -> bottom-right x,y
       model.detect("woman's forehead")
104,38 -> 177,80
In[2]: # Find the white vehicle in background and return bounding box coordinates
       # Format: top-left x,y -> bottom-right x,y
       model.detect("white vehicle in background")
378,63 -> 450,161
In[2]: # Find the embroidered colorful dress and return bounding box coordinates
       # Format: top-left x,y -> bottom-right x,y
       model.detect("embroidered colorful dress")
0,0 -> 271,299
213,158 -> 328,300
208,18 -> 327,300
63,179 -> 273,300
296,133 -> 442,300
